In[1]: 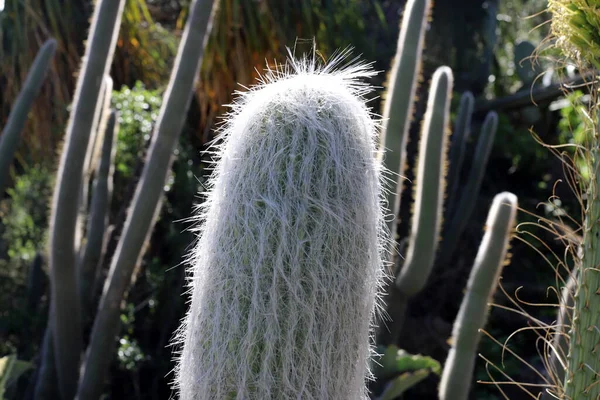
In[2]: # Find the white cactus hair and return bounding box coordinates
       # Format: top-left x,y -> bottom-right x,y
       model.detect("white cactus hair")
172,44 -> 391,400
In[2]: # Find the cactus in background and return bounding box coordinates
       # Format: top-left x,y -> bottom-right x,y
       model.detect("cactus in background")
76,76 -> 114,256
78,111 -> 117,316
437,112 -> 499,264
174,53 -> 385,399
514,40 -> 541,87
439,192 -> 517,400
0,39 -> 56,195
379,0 -> 431,249
396,66 -> 452,296
76,1 -> 218,398
376,0 -> 502,350
371,3 -> 513,397
47,0 -> 126,396
445,91 -> 474,220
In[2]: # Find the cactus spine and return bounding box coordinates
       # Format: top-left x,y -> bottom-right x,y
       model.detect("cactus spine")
48,0 -> 126,396
77,1 -> 218,398
0,39 -> 56,195
396,66 -> 452,296
439,192 -> 518,400
175,55 -> 386,399
542,270 -> 577,400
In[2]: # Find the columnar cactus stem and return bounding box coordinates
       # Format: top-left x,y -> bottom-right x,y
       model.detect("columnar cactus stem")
396,66 -> 452,296
76,76 -> 113,263
48,0 -> 125,397
439,191 -> 518,400
445,91 -> 474,221
563,114 -> 600,399
379,0 -> 431,251
0,39 -> 56,195
78,111 -> 117,317
175,54 -> 386,399
377,66 -> 453,346
438,111 -> 499,264
545,2 -> 600,396
77,1 -> 218,399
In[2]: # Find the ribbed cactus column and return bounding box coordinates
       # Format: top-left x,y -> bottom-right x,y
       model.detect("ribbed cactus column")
438,111 -> 499,264
563,124 -> 600,398
0,39 -> 56,195
445,91 -> 474,221
546,1 -> 600,396
175,56 -> 386,399
379,0 -> 431,246
48,0 -> 125,398
396,66 -> 452,296
76,1 -> 218,399
439,192 -> 518,400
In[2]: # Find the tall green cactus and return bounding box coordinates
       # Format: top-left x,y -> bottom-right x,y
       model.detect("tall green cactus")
396,66 -> 452,296
445,91 -> 475,220
379,0 -> 431,250
439,192 -> 517,400
563,112 -> 600,398
0,39 -> 56,195
542,3 -> 600,397
175,53 -> 385,399
438,111 -> 499,264
76,1 -> 218,399
78,111 -> 117,316
47,0 -> 126,397
376,0 -> 501,349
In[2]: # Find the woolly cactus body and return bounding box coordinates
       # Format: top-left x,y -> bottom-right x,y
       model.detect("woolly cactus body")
176,56 -> 386,399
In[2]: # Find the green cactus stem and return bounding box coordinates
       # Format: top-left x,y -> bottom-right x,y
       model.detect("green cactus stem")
78,111 -> 117,317
379,0 -> 431,253
33,311 -> 59,400
438,191 -> 518,400
76,1 -> 218,399
76,76 -> 113,263
445,91 -> 474,221
0,39 -> 56,195
396,66 -> 452,297
377,66 -> 453,347
175,51 -> 385,399
47,0 -> 126,397
438,111 -> 499,265
563,112 -> 600,399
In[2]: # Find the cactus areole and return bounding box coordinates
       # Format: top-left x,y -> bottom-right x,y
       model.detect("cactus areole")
174,53 -> 387,399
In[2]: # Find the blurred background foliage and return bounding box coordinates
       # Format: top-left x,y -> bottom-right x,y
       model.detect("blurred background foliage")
0,0 -> 591,399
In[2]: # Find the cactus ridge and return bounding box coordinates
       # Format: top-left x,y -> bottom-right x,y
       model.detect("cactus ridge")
174,50 -> 389,400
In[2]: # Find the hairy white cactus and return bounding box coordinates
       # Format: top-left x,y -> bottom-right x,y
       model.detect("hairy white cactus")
174,51 -> 388,400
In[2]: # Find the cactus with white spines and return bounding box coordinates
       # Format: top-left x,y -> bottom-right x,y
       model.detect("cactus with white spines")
175,52 -> 388,400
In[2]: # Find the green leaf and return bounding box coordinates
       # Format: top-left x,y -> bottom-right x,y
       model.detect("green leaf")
377,369 -> 431,400
0,355 -> 33,399
375,345 -> 442,379
394,349 -> 441,375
